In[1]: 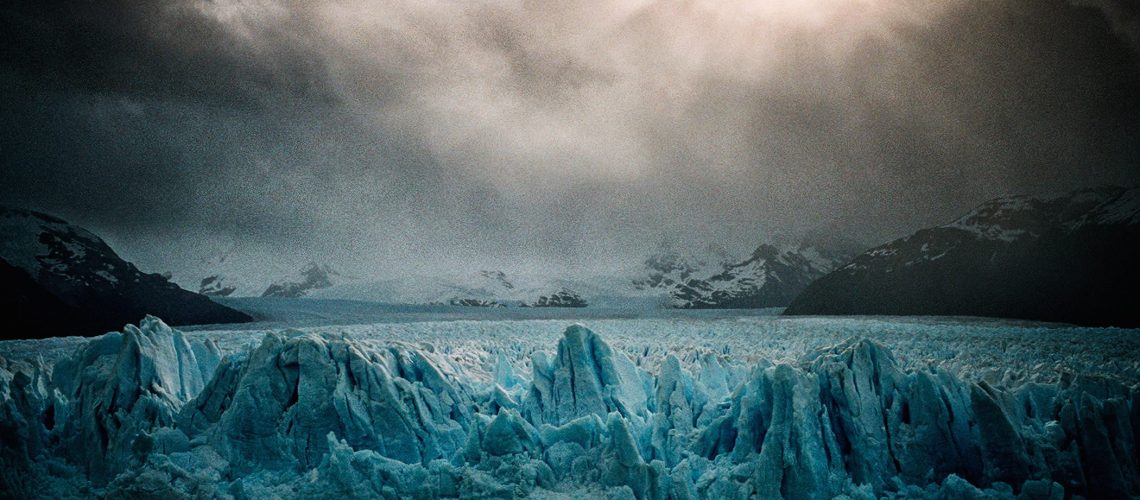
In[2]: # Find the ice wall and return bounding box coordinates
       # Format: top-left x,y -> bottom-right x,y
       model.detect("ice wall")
1,318 -> 1137,498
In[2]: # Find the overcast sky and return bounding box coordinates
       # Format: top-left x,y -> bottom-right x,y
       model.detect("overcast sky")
2,0 -> 1138,276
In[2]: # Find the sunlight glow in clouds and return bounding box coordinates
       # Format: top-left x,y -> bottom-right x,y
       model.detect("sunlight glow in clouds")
190,0 -> 963,185
2,0 -> 1137,275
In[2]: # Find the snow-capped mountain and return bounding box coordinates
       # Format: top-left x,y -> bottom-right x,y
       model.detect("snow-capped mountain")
0,207 -> 251,338
169,249 -> 350,299
785,186 -> 1140,326
172,235 -> 860,309
311,270 -> 608,307
167,247 -> 284,298
261,262 -> 342,298
311,269 -> 518,305
313,238 -> 855,310
634,241 -> 855,309
526,288 -> 588,307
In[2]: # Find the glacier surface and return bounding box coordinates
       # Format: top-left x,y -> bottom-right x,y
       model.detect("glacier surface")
1,315 -> 1138,498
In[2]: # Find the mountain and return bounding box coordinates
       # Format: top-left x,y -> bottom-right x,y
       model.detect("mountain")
312,270 -> 610,308
168,249 -> 349,299
312,269 -> 521,305
167,247 -> 284,298
784,186 -> 1140,327
261,262 -> 341,298
0,207 -> 252,339
198,274 -> 238,296
634,241 -> 855,309
526,288 -> 588,307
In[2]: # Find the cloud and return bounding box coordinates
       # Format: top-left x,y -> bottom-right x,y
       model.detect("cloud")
1,0 -> 1137,276
1071,0 -> 1140,51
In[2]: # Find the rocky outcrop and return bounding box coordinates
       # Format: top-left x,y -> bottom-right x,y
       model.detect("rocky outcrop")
448,298 -> 506,307
198,275 -> 237,297
528,289 -> 589,308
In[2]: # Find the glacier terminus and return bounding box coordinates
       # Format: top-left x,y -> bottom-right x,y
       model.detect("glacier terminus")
2,315 -> 1138,499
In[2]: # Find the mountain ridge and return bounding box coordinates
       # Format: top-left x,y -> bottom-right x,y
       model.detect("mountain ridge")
0,206 -> 252,338
634,240 -> 857,309
784,186 -> 1140,327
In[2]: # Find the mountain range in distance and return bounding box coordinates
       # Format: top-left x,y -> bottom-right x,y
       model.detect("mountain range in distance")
173,238 -> 859,310
2,184 -> 1136,337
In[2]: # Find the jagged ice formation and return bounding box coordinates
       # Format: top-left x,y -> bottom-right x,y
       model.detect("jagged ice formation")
1,317 -> 1138,498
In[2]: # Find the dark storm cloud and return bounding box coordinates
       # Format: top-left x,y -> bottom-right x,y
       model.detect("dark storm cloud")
1072,0 -> 1140,51
0,1 -> 333,108
1,0 -> 1138,276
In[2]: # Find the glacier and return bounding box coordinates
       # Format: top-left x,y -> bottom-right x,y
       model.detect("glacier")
1,316 -> 1138,498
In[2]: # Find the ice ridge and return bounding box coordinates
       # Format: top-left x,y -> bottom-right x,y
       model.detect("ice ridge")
0,319 -> 1137,498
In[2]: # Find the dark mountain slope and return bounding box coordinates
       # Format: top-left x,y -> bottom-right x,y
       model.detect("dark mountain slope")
785,187 -> 1140,327
0,207 -> 252,339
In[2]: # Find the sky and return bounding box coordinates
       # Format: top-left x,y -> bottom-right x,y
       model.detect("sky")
2,0 -> 1139,277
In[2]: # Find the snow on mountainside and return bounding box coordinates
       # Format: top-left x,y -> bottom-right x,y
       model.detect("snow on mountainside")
312,270 -> 647,308
786,185 -> 1140,326
944,186 -> 1128,240
310,238 -> 855,310
634,241 -> 854,308
2,316 -> 1139,498
0,207 -> 252,339
179,238 -> 854,310
169,248 -> 350,299
167,247 -> 286,298
260,262 -> 341,298
527,288 -> 588,307
310,270 -> 527,305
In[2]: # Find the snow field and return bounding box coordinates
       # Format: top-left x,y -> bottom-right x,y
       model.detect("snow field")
185,315 -> 1140,388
